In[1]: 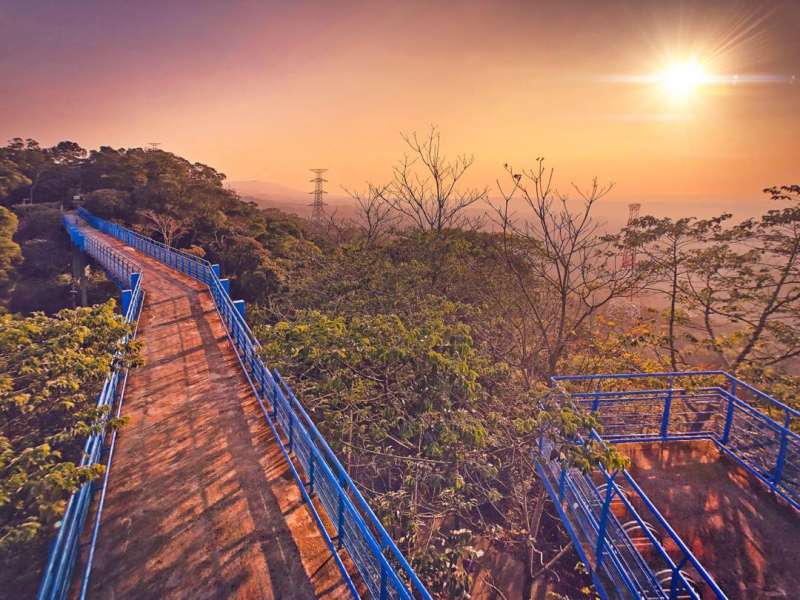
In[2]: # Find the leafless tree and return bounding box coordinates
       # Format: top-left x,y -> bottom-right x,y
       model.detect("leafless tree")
345,183 -> 398,246
141,209 -> 186,247
322,207 -> 359,245
491,158 -> 640,379
378,127 -> 487,236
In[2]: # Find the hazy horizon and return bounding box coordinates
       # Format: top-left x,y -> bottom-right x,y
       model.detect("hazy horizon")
1,0 -> 798,211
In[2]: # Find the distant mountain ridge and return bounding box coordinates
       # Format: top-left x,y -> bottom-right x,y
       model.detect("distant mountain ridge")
228,180 -> 762,227
227,179 -> 358,218
226,180 -> 308,202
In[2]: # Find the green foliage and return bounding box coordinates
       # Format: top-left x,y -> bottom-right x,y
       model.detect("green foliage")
0,157 -> 30,199
0,206 -> 21,303
256,306 -> 503,595
256,304 -> 495,470
82,188 -> 129,219
6,133 -> 797,597
0,138 -> 85,205
0,139 -> 315,305
255,301 -> 621,596
0,301 -> 140,567
4,204 -> 101,315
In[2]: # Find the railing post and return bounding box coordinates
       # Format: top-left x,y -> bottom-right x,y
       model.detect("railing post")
772,412 -> 791,488
120,289 -> 132,315
380,562 -> 388,600
233,299 -> 246,319
130,272 -> 140,291
558,464 -> 567,502
721,380 -> 737,445
336,486 -> 346,549
591,383 -> 601,413
660,378 -> 674,439
669,556 -> 688,600
596,472 -> 616,568
271,380 -> 279,418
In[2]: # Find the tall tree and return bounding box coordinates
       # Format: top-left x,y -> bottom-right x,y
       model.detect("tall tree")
377,127 -> 487,235
684,185 -> 800,371
140,209 -> 186,248
0,139 -> 86,204
0,157 -> 31,199
492,159 -> 640,379
621,215 -> 728,370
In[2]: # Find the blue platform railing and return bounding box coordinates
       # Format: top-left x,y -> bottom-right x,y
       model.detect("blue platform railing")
536,371 -> 800,600
37,216 -> 145,600
70,208 -> 431,600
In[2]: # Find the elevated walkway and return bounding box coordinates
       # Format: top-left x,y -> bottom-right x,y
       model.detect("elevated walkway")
75,219 -> 342,598
43,211 -> 430,600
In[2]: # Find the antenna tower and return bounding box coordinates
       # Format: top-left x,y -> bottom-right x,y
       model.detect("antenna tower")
621,203 -> 641,269
309,168 -> 328,223
147,142 -> 161,151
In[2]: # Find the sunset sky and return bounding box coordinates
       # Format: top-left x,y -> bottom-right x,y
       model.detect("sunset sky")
1,0 -> 798,208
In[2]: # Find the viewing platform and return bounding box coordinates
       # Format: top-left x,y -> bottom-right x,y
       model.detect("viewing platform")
539,372 -> 800,600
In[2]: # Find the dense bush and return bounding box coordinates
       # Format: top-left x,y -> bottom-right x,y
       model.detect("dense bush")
0,139 -> 313,304
0,206 -> 21,302
0,302 -> 140,575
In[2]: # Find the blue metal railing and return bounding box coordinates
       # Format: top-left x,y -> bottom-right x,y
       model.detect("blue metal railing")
537,371 -> 800,600
37,217 -> 145,600
553,371 -> 799,508
72,208 -> 431,600
63,214 -> 142,289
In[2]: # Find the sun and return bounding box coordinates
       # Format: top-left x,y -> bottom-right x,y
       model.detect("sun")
657,59 -> 708,101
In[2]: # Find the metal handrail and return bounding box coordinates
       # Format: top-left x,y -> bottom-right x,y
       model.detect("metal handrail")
74,209 -> 431,600
541,371 -> 800,599
552,371 -> 800,419
38,218 -> 145,600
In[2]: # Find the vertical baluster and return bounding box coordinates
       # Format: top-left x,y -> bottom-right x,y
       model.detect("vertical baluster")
336,485 -> 346,549
660,377 -> 674,439
308,452 -> 315,494
595,472 -> 616,568
772,411 -> 791,489
379,562 -> 388,600
721,380 -> 737,444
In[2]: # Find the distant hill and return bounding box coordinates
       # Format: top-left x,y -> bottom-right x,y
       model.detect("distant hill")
228,180 -> 763,230
228,179 -> 360,220
227,180 -> 308,203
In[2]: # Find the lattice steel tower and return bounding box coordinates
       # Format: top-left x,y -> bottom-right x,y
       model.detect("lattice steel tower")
621,203 -> 641,269
309,168 -> 328,223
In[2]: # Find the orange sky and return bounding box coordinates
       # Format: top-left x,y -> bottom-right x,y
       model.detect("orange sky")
1,0 -> 797,206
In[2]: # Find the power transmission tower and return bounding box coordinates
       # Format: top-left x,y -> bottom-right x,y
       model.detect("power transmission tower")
621,203 -> 641,269
147,142 -> 161,151
309,168 -> 328,224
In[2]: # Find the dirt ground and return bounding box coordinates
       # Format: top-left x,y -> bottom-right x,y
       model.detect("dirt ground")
617,440 -> 800,600
74,222 -> 349,599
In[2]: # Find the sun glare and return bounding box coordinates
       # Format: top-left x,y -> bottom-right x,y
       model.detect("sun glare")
657,59 -> 708,100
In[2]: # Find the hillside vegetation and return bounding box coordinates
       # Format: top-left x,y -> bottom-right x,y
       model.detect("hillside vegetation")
1,133 -> 798,597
